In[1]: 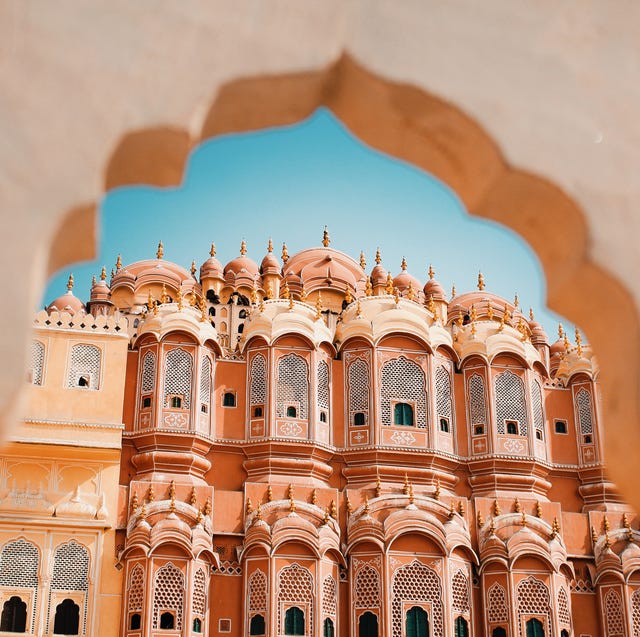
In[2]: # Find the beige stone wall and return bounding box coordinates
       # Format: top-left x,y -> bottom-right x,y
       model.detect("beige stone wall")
1,3 -> 639,503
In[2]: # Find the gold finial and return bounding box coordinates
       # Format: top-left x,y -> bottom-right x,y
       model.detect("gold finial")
434,479 -> 441,501
449,500 -> 456,519
365,278 -> 373,296
356,298 -> 362,317
330,499 -> 337,519
428,264 -> 435,279
488,516 -> 495,535
363,495 -> 370,514
345,493 -> 353,514
323,507 -> 330,525
529,307 -> 535,321
168,480 -> 176,500
116,254 -> 122,271
604,515 -> 611,533
360,251 -> 366,269
322,226 -> 330,247
190,487 -> 197,506
536,501 -> 543,518
153,299 -> 159,316
282,282 -> 290,299
428,294 -> 436,316
552,516 -> 560,537
521,510 -> 527,527
156,241 -> 164,259
470,305 -> 477,335
504,304 -> 512,324
604,528 -> 611,549
311,489 -> 317,505
67,273 -> 74,291
288,493 -> 295,513
375,476 -> 382,498
300,285 -> 307,302
199,297 -> 207,322
401,256 -> 408,271
246,498 -> 253,515
147,485 -> 155,503
558,323 -> 564,339
375,247 -> 381,265
498,312 -> 505,332
169,494 -> 176,514
458,500 -> 465,516
409,484 -> 415,505
345,287 -> 352,304
91,275 -> 96,286
493,500 -> 501,516
210,242 -> 216,257
177,288 -> 183,310
250,285 -> 257,305
189,291 -> 197,306
203,497 -> 212,516
403,473 -> 410,496
288,484 -> 294,500
281,242 -> 289,263
487,302 -> 494,321
100,266 -> 107,281
575,327 -> 583,356
191,260 -> 197,276
514,497 -> 521,513
267,485 -> 273,502
385,273 -> 394,295
623,512 -> 631,530
139,502 -> 147,521
477,271 -> 485,291
267,237 -> 273,253
255,503 -> 262,521
160,283 -> 169,304
259,298 -> 265,313
394,288 -> 400,305
147,289 -> 154,311
111,268 -> 115,279
564,332 -> 570,354
451,283 -> 456,298
315,292 -> 323,321
130,491 -> 139,512
407,282 -> 415,301
477,510 -> 485,527
288,294 -> 294,311
514,293 -> 519,307
591,525 -> 598,544
240,239 -> 247,256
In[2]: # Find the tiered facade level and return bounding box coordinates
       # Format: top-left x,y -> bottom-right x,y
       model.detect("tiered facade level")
4,234 -> 636,637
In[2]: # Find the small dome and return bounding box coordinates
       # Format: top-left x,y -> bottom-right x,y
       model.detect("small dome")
261,253 -> 281,276
528,315 -> 549,346
424,278 -> 446,301
47,290 -> 86,315
392,258 -> 422,294
90,269 -> 111,303
370,264 -> 387,286
200,242 -> 224,279
224,257 -> 260,277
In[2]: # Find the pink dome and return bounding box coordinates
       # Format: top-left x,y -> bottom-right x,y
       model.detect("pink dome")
392,258 -> 422,294
370,264 -> 387,286
111,259 -> 191,293
528,317 -> 549,346
47,290 -> 86,315
224,256 -> 259,277
260,252 -> 281,276
200,256 -> 224,279
424,278 -> 447,301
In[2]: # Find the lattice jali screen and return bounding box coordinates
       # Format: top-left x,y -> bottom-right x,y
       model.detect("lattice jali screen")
494,370 -> 528,435
530,378 -> 544,436
435,364 -> 453,426
604,588 -> 624,636
348,359 -> 369,414
451,570 -> 470,613
31,340 -> 45,385
141,351 -> 155,393
127,564 -> 145,613
380,357 -> 427,428
277,563 -> 314,635
557,587 -> 571,627
275,354 -> 309,418
354,564 -> 381,609
163,348 -> 193,409
152,562 -> 185,630
391,560 -> 443,637
317,360 -> 330,412
200,356 -> 212,405
576,389 -> 593,435
322,575 -> 337,617
192,568 -> 207,618
468,374 -> 486,425
248,569 -> 267,612
67,344 -> 101,389
631,588 -> 640,637
487,583 -> 508,623
250,354 -> 267,406
0,538 -> 39,587
516,577 -> 550,628
51,541 -> 89,591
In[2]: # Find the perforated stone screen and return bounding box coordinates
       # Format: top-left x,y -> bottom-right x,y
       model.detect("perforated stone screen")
604,588 -> 624,636
348,359 -> 369,414
128,564 -> 145,613
576,389 -> 593,435
51,541 -> 89,591
435,364 -> 453,426
67,344 -> 101,389
275,354 -> 309,418
530,379 -> 544,436
468,374 -> 486,425
495,370 -> 528,435
277,563 -> 313,635
517,577 -> 550,629
141,351 -> 155,393
631,588 -> 640,637
250,354 -> 267,406
152,562 -> 185,630
322,575 -> 337,617
163,348 -> 193,409
487,583 -> 508,623
317,360 -> 330,412
31,340 -> 45,385
200,356 -> 212,405
248,569 -> 267,612
380,357 -> 427,428
0,538 -> 39,588
354,564 -> 380,609
192,568 -> 207,618
451,570 -> 470,613
391,560 -> 443,637
557,587 -> 571,627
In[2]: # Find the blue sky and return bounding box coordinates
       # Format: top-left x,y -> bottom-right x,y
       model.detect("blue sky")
45,108 -> 564,337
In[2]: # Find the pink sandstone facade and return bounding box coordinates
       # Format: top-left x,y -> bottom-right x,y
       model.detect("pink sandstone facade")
2,233 -> 634,637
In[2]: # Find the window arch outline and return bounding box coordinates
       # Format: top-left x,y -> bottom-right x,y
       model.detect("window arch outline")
67,343 -> 102,390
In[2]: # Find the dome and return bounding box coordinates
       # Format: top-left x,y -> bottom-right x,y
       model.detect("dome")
260,239 -> 281,276
90,268 -> 111,303
111,258 -> 191,290
370,264 -> 387,286
423,266 -> 446,301
392,258 -> 422,294
528,312 -> 549,346
47,275 -> 86,314
201,243 -> 224,279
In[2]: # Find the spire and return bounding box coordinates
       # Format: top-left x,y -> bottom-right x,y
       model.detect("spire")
345,286 -> 352,304
514,293 -> 519,307
477,271 -> 485,291
428,264 -> 435,279
375,247 -> 381,265
315,292 -> 323,321
558,323 -> 564,339
360,251 -> 366,269
210,242 -> 216,257
529,307 -> 535,321
191,260 -> 197,276
451,283 -> 456,298
365,278 -> 373,296
156,241 -> 164,259
91,275 -> 96,286
281,242 -> 289,263
322,226 -> 330,247
401,256 -> 407,271
100,266 -> 107,281
66,273 -> 74,291
115,254 -> 122,271
240,239 -> 247,256
267,237 -> 273,253
575,327 -> 583,356
385,272 -> 394,295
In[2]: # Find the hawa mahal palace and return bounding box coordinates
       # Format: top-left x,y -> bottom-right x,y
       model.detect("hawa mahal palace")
0,230 -> 634,637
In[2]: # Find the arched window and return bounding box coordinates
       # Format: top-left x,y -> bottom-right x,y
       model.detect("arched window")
287,406 -> 297,418
53,598 -> 79,635
495,370 -> 528,435
320,411 -> 327,423
358,611 -> 378,637
129,613 -> 141,630
455,616 -> 469,637
284,606 -> 305,635
67,344 -> 101,390
250,614 -> 265,635
192,617 -> 202,633
163,348 -> 192,409
394,402 -> 414,426
380,356 -> 427,428
160,611 -> 175,629
30,340 -> 45,385
223,392 -> 236,407
0,596 -> 27,632
560,631 -> 569,637
254,406 -> 263,418
405,606 -> 428,637
323,617 -> 334,637
492,629 -> 507,637
353,412 -> 366,426
526,618 -> 545,637
348,358 -> 370,425
238,323 -> 245,334
200,356 -> 212,411
435,363 -> 454,432
276,354 -> 309,419
239,309 -> 247,319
